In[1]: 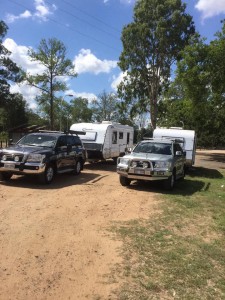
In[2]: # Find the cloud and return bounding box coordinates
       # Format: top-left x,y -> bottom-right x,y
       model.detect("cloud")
73,49 -> 117,75
5,0 -> 56,23
3,38 -> 46,75
10,83 -> 39,110
195,0 -> 225,19
111,71 -> 127,91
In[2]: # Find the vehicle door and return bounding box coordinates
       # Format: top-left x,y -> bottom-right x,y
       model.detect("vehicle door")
110,130 -> 120,157
55,136 -> 71,171
173,143 -> 185,175
66,135 -> 79,165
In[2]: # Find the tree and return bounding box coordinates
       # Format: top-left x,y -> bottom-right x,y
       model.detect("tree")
118,0 -> 195,129
26,38 -> 77,130
0,20 -> 26,133
70,97 -> 92,123
91,91 -> 119,122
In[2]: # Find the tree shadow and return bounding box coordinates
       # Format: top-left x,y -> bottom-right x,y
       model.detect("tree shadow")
126,178 -> 206,196
0,171 -> 103,190
187,166 -> 224,179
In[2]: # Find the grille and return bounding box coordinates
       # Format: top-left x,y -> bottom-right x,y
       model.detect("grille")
1,153 -> 24,162
132,160 -> 151,168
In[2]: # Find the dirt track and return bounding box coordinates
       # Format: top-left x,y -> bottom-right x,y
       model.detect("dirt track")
0,150 -> 224,300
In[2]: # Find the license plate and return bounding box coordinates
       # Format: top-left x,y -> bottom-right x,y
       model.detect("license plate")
135,169 -> 144,175
4,163 -> 15,169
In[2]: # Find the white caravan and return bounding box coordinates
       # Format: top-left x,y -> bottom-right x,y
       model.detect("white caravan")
153,127 -> 197,167
70,121 -> 134,162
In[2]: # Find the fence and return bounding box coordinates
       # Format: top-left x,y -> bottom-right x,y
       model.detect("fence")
0,140 -> 9,148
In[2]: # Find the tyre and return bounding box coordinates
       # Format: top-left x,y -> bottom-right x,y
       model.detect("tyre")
72,160 -> 81,175
164,171 -> 175,190
119,175 -> 131,186
113,157 -> 118,165
0,172 -> 13,181
39,164 -> 54,184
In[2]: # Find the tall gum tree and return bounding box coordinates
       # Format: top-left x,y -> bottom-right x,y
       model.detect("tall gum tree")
118,0 -> 195,129
26,38 -> 77,130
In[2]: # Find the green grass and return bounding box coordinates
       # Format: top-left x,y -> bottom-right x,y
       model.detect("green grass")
110,167 -> 225,300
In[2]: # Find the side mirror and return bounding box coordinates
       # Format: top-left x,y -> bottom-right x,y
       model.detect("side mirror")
175,151 -> 182,156
125,147 -> 132,153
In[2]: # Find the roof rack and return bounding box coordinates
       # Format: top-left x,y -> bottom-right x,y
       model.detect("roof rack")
38,130 -> 63,133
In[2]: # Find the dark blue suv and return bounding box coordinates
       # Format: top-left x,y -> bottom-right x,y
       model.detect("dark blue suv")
0,131 -> 86,184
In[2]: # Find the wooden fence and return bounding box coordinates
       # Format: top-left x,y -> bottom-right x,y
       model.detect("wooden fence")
0,140 -> 9,148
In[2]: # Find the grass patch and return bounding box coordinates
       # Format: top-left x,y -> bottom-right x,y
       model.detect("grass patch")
111,167 -> 225,299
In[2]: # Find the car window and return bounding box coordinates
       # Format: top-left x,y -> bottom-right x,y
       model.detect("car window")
133,142 -> 172,155
57,136 -> 67,147
67,135 -> 82,146
17,134 -> 57,147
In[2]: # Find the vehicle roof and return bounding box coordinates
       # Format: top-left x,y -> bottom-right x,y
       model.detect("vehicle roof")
26,132 -> 69,137
140,138 -> 176,144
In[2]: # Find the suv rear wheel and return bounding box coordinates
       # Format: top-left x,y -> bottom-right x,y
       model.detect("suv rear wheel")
72,160 -> 81,175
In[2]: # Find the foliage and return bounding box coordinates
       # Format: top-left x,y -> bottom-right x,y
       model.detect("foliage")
25,38 -> 77,130
163,25 -> 225,148
69,97 -> 93,124
111,168 -> 225,299
91,90 -> 119,122
0,20 -> 26,133
118,0 -> 195,129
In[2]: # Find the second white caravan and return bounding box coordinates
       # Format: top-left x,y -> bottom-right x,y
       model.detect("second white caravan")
70,121 -> 134,162
153,127 -> 197,167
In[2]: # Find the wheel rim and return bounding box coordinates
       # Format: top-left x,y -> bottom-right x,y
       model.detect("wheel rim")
76,161 -> 81,173
171,174 -> 175,187
46,167 -> 54,182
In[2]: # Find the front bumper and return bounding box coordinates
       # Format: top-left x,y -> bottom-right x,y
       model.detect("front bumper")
117,166 -> 172,181
0,161 -> 46,175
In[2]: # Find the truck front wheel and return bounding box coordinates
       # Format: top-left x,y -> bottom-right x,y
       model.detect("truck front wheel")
164,171 -> 175,190
119,176 -> 131,186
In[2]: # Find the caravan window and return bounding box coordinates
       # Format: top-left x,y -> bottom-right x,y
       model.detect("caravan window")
119,132 -> 123,139
112,131 -> 117,144
127,132 -> 130,144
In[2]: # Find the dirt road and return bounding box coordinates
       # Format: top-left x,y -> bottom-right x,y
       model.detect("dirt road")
0,161 -> 160,300
0,150 -> 224,300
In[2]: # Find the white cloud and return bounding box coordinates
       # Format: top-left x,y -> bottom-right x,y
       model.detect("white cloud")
195,0 -> 225,19
111,71 -> 127,91
5,0 -> 56,23
3,38 -> 46,75
10,83 -> 39,110
73,49 -> 117,75
65,90 -> 97,103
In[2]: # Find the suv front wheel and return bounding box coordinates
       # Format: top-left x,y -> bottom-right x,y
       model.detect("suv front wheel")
39,164 -> 55,184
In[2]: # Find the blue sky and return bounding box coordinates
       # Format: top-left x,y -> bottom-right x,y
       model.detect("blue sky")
1,0 -> 225,111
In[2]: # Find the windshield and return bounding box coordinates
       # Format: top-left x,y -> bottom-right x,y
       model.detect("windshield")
17,134 -> 57,147
133,142 -> 172,155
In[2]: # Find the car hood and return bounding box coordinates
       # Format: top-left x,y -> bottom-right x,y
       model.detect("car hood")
1,145 -> 52,155
123,152 -> 172,162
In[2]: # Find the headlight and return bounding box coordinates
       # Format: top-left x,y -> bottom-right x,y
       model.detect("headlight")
118,157 -> 130,166
131,161 -> 137,167
143,162 -> 149,169
154,161 -> 171,169
27,154 -> 46,163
